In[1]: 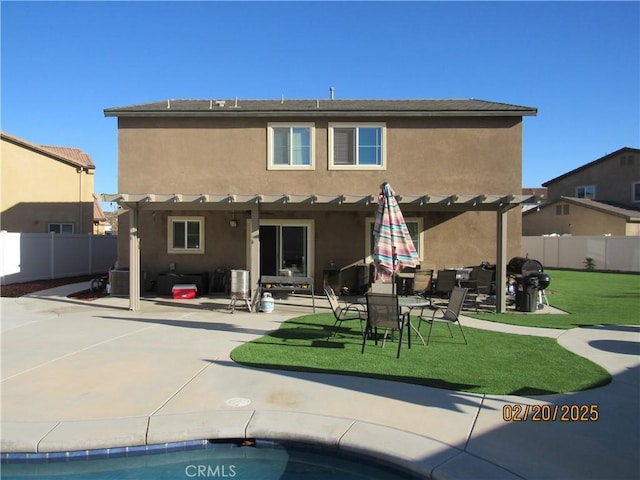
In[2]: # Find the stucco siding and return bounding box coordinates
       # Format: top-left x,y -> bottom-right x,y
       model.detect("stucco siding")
118,116 -> 523,197
546,150 -> 640,205
1,137 -> 95,233
523,202 -> 628,236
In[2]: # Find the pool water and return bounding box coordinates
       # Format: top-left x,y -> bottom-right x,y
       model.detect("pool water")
1,440 -> 418,479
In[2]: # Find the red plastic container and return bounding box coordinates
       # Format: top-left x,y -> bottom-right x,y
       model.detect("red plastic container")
172,284 -> 197,299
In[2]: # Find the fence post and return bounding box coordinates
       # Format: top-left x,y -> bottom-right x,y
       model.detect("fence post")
50,232 -> 55,279
89,233 -> 93,274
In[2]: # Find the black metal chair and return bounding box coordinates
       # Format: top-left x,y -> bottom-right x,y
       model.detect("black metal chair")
324,286 -> 365,339
419,286 -> 469,345
460,268 -> 494,312
362,293 -> 410,358
430,269 -> 458,301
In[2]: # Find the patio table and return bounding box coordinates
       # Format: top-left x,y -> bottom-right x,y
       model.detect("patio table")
358,295 -> 430,346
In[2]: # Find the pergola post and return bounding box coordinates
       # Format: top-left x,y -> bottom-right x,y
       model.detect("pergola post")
128,204 -> 140,311
495,206 -> 508,313
250,203 -> 260,311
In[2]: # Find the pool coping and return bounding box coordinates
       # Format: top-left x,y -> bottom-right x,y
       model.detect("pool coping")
1,410 -> 520,479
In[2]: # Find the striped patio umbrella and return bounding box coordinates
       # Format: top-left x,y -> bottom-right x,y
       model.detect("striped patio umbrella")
373,182 -> 419,282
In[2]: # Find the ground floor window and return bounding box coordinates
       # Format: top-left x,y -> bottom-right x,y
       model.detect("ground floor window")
168,216 -> 204,254
364,217 -> 423,263
253,220 -> 314,277
48,223 -> 74,234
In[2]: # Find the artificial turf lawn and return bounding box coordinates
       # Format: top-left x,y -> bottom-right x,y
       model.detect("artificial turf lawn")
231,269 -> 637,394
471,269 -> 640,329
230,313 -> 610,395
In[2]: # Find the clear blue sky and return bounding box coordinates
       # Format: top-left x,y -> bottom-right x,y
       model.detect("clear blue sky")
2,1 -> 638,210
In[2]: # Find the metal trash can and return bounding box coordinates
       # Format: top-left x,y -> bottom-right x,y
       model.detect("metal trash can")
515,274 -> 539,312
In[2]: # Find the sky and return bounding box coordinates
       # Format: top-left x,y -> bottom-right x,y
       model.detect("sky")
1,1 -> 638,211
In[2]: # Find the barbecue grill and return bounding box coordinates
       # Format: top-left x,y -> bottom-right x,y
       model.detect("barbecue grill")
507,257 -> 551,311
507,257 -> 543,277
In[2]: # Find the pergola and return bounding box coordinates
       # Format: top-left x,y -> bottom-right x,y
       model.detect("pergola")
101,191 -> 540,313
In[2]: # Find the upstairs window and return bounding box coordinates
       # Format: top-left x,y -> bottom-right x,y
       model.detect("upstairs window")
268,124 -> 314,169
576,185 -> 595,199
168,216 -> 204,254
633,182 -> 640,203
48,223 -> 74,234
329,123 -> 385,170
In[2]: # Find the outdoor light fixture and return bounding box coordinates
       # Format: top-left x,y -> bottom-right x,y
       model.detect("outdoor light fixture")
229,212 -> 237,228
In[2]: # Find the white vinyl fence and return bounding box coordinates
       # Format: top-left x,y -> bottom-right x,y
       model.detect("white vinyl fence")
0,231 -> 118,285
522,236 -> 640,272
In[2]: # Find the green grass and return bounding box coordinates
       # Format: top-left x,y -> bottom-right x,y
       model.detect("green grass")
472,269 -> 640,329
231,270 -> 638,395
231,314 -> 610,395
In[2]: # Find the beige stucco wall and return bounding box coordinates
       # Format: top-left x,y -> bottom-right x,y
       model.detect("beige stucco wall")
118,116 -> 522,196
523,201 -> 628,236
0,137 -> 95,233
118,207 -> 522,292
115,114 -> 525,290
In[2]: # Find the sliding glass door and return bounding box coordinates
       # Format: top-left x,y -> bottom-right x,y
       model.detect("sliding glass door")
257,221 -> 313,277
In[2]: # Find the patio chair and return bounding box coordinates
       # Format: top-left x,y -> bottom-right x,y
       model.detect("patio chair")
412,269 -> 433,297
460,268 -> 494,312
418,286 -> 469,345
370,280 -> 394,294
324,286 -> 366,339
362,293 -> 410,358
430,269 -> 458,301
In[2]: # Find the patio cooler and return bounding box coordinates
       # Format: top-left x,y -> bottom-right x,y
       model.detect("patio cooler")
172,284 -> 197,299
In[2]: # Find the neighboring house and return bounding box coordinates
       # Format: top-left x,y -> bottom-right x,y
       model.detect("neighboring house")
523,196 -> 640,236
102,98 -> 537,312
92,195 -> 108,235
1,131 -> 97,234
523,147 -> 640,236
521,187 -> 547,212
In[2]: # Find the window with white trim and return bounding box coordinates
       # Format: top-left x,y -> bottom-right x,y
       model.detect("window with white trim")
364,217 -> 423,263
48,223 -> 74,234
268,123 -> 314,169
576,185 -> 595,199
168,216 -> 204,254
329,123 -> 385,169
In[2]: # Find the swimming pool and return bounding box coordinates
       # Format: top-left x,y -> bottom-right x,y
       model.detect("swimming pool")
1,439 -> 419,479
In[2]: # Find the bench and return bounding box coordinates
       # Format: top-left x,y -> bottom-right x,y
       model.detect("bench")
252,275 -> 316,313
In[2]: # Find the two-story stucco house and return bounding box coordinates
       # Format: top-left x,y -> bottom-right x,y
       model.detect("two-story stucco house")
102,98 -> 537,312
523,147 -> 640,236
1,131 -> 99,234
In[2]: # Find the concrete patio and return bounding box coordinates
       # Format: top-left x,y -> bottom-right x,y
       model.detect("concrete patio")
1,283 -> 638,479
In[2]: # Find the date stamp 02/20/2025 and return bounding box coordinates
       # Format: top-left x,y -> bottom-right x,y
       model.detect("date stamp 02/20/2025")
502,404 -> 600,422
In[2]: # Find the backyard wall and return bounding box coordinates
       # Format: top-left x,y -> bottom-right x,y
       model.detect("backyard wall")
522,236 -> 640,272
0,232 -> 118,285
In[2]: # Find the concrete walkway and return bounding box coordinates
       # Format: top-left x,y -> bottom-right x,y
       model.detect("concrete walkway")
1,284 -> 638,479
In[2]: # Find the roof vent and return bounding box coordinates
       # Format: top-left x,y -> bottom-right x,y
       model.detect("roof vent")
215,100 -> 226,107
